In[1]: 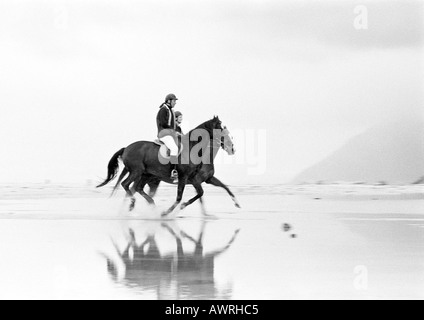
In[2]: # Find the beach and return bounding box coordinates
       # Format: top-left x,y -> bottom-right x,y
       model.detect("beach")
0,183 -> 423,300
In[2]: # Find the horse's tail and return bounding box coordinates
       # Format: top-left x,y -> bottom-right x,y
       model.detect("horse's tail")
97,148 -> 126,188
110,167 -> 129,197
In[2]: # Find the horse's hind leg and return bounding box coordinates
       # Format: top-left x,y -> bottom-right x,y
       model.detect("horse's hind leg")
148,179 -> 161,198
134,176 -> 156,206
121,170 -> 142,211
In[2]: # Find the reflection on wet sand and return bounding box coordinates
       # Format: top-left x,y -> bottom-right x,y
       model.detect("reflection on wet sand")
102,222 -> 240,300
1,184 -> 423,299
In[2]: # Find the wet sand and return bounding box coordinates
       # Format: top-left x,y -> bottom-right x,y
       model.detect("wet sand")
0,184 -> 423,300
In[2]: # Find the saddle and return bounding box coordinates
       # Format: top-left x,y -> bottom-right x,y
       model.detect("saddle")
154,139 -> 183,159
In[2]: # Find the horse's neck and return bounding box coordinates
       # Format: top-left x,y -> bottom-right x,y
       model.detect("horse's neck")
179,138 -> 220,164
199,140 -> 221,165
180,122 -> 219,164
182,124 -> 214,148
180,132 -> 213,163
181,133 -> 211,149
210,140 -> 221,164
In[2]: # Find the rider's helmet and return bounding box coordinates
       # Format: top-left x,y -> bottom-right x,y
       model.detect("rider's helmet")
165,93 -> 178,102
175,111 -> 182,118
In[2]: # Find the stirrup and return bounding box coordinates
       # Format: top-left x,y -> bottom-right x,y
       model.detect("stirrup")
171,170 -> 179,183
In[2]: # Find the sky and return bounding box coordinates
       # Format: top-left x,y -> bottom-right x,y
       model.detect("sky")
0,0 -> 423,184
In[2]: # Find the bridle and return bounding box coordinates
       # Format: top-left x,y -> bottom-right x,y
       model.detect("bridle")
213,127 -> 233,152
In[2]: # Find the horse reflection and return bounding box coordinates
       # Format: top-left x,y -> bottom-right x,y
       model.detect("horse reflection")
103,222 -> 240,300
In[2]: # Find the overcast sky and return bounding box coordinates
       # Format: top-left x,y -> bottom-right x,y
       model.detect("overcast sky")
0,0 -> 423,184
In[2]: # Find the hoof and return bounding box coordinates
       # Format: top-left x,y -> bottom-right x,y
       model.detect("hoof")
180,203 -> 187,211
129,198 -> 136,211
232,197 -> 241,209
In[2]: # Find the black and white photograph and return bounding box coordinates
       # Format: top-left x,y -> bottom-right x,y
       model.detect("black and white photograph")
0,0 -> 423,302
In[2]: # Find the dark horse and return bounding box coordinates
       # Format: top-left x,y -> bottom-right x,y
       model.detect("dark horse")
127,120 -> 241,214
97,116 -> 240,216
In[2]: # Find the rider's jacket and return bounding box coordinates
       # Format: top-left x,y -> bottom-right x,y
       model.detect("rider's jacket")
157,103 -> 176,138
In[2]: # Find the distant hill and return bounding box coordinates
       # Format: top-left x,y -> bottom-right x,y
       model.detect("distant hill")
293,118 -> 424,185
413,176 -> 424,184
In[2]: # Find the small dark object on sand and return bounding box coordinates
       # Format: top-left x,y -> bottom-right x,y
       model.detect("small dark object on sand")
291,234 -> 297,239
282,223 -> 291,232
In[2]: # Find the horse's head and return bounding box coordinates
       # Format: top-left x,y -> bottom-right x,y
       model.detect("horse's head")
220,126 -> 236,155
200,116 -> 235,156
211,116 -> 235,156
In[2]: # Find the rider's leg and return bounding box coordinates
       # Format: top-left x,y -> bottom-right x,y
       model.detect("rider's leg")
159,136 -> 179,181
159,136 -> 179,157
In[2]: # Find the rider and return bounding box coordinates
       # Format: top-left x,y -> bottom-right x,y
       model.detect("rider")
175,111 -> 183,135
157,93 -> 179,182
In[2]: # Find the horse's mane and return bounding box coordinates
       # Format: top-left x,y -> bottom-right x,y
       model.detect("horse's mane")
186,117 -> 219,136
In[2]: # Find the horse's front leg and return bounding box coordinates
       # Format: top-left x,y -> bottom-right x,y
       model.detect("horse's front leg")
206,176 -> 241,208
162,223 -> 184,258
199,197 -> 208,216
180,182 -> 204,211
162,177 -> 187,217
